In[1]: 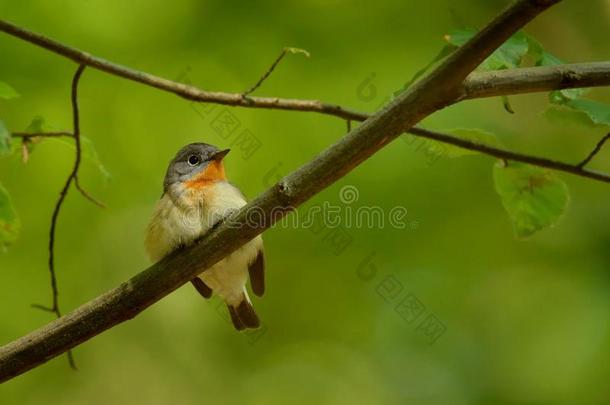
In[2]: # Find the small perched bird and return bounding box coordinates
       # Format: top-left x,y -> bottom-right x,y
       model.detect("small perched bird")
145,143 -> 264,330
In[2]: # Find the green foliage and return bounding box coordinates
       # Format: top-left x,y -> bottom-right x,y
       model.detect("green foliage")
445,29 -> 529,70
493,161 -> 569,238
547,97 -> 610,127
0,81 -> 19,100
398,29 -> 530,96
0,182 -> 20,250
400,28 -> 610,238
284,47 -> 310,58
501,95 -> 515,114
534,37 -> 610,128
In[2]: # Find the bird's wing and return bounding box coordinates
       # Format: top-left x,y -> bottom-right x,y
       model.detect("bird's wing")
248,250 -> 265,297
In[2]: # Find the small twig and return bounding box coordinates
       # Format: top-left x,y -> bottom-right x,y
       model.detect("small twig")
409,127 -> 610,183
13,132 -> 106,206
44,64 -> 87,371
577,132 -> 610,168
346,119 -> 352,132
15,132 -> 75,164
74,176 -> 106,208
242,47 -> 310,97
30,303 -> 56,312
12,131 -> 74,139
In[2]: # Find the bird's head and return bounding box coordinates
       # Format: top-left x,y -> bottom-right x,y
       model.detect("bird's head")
163,143 -> 230,192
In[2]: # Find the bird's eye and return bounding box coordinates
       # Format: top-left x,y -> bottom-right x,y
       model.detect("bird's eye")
187,155 -> 200,166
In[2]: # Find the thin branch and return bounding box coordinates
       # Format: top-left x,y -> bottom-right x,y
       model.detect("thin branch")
242,47 -> 310,97
9,104 -> 607,184
577,132 -> 610,168
5,15 -> 609,124
0,0 -> 561,382
409,127 -> 610,183
462,62 -> 610,99
74,176 -> 106,208
11,131 -> 73,139
0,19 -> 366,120
11,131 -> 105,206
40,64 -> 87,371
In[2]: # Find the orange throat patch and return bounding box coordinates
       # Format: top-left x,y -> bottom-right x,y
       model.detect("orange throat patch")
184,161 -> 226,189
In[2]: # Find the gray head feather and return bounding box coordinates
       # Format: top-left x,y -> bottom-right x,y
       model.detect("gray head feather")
163,143 -> 222,193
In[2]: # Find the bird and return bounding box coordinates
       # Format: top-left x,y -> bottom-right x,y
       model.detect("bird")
145,142 -> 265,330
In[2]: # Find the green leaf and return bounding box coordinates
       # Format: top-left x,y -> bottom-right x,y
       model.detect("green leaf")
48,136 -> 111,181
544,105 -> 600,129
0,120 -> 11,157
493,161 -> 569,238
25,116 -> 46,133
284,47 -> 311,58
560,98 -> 610,126
525,34 -> 545,62
547,97 -> 610,127
19,116 -> 48,156
445,29 -> 529,70
0,82 -> 19,100
436,128 -> 503,158
0,183 -> 20,250
502,96 -> 515,114
394,44 -> 457,97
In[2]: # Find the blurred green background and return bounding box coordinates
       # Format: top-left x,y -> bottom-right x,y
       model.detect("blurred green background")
1,1 -> 610,403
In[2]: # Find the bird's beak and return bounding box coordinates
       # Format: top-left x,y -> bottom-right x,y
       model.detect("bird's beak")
211,149 -> 230,161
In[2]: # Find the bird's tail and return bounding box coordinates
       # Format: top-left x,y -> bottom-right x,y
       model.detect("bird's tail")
227,291 -> 260,331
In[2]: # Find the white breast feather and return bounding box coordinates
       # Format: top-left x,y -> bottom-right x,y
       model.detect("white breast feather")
145,182 -> 263,305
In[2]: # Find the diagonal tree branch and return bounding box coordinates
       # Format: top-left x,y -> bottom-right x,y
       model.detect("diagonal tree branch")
0,0 -> 562,382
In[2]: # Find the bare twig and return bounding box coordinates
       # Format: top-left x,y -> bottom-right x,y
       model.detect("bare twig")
11,131 -> 73,139
41,64 -> 87,371
577,132 -> 610,168
409,127 -> 610,183
0,0 -> 563,382
74,177 -> 106,208
11,131 -> 105,206
242,47 -> 310,97
3,17 -> 609,122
